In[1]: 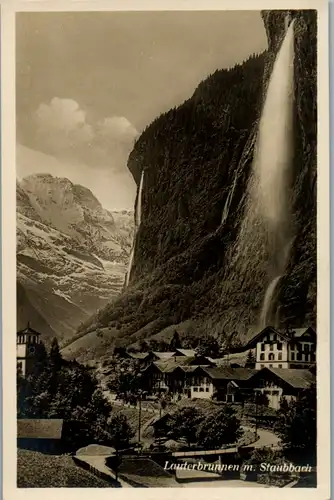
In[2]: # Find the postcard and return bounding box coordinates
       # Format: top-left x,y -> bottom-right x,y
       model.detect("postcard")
1,0 -> 330,498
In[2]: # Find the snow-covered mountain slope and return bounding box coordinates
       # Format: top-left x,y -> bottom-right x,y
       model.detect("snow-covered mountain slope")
17,175 -> 134,343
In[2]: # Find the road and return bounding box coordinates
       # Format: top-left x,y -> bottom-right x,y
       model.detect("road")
243,426 -> 281,449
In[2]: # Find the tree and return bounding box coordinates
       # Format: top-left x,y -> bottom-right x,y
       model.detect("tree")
196,406 -> 242,449
169,330 -> 182,350
108,359 -> 143,403
246,349 -> 256,367
274,385 -> 316,454
195,336 -> 220,358
255,391 -> 269,407
138,340 -> 149,352
167,407 -> 203,448
106,414 -> 134,451
49,337 -> 62,370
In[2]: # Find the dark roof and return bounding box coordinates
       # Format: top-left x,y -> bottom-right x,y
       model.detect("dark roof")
127,352 -> 150,360
264,368 -> 315,389
17,419 -> 63,439
152,352 -> 176,359
202,367 -> 257,381
151,413 -> 171,427
292,327 -> 316,339
245,326 -> 316,348
175,348 -> 196,357
17,325 -> 42,336
154,356 -> 210,373
245,327 -> 290,347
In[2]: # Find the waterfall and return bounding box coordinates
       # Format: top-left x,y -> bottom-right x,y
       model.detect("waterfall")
221,171 -> 238,225
257,19 -> 295,326
251,19 -> 295,230
125,170 -> 145,287
227,18 -> 295,327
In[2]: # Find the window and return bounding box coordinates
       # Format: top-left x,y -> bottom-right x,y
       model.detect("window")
268,353 -> 275,361
311,353 -> 316,362
270,344 -> 274,351
278,352 -> 282,361
297,353 -> 302,361
261,343 -> 265,351
193,387 -> 198,392
277,342 -> 282,351
290,343 -> 295,351
273,334 -> 277,341
199,387 -> 204,392
269,364 -> 273,368
278,364 -> 283,369
272,390 -> 279,396
305,354 -> 310,362
260,364 -> 265,368
291,352 -> 295,361
260,353 -> 265,361
304,344 -> 310,353
205,387 -> 209,392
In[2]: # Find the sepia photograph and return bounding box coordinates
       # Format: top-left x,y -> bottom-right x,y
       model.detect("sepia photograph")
1,0 -> 328,494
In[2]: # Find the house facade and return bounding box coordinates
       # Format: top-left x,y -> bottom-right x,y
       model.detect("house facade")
17,324 -> 44,377
17,419 -> 64,454
245,326 -> 316,370
247,366 -> 315,409
142,362 -> 256,402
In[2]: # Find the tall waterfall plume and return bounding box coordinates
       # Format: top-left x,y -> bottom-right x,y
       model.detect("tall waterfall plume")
125,170 -> 145,287
229,18 -> 295,328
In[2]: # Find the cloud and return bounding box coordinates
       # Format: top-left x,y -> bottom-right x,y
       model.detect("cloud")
33,97 -> 139,171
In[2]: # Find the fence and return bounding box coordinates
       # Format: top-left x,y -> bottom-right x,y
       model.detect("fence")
72,455 -> 121,487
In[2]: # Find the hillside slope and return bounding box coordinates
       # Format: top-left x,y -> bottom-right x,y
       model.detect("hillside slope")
72,10 -> 317,359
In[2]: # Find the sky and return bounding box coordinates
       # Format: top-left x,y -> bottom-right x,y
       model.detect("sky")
16,11 -> 267,210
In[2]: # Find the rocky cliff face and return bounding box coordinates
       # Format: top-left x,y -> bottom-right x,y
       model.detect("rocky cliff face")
17,174 -> 134,343
76,10 -> 317,353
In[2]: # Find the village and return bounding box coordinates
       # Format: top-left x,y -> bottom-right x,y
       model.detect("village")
16,323 -> 316,488
101,325 -> 316,410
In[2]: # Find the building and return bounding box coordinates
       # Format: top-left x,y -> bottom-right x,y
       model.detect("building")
142,360 -> 256,402
247,367 -> 315,409
142,356 -> 213,395
245,326 -> 316,370
152,352 -> 177,361
198,367 -> 257,402
17,324 -> 45,377
173,348 -> 196,357
17,419 -> 64,454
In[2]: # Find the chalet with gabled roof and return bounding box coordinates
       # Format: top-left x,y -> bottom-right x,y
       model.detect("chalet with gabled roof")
245,326 -> 316,370
247,366 -> 315,409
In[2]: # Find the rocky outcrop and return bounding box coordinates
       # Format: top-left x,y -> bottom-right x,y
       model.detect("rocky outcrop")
76,10 -> 317,353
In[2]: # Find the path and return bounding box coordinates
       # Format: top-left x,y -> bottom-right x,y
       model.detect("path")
74,455 -> 132,488
242,426 -> 281,449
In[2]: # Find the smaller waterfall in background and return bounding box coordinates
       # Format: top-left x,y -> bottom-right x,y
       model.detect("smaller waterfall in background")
125,170 -> 145,287
221,172 -> 238,225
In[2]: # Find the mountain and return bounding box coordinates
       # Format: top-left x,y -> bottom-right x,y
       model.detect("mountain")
68,10 -> 316,361
17,174 -> 134,343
